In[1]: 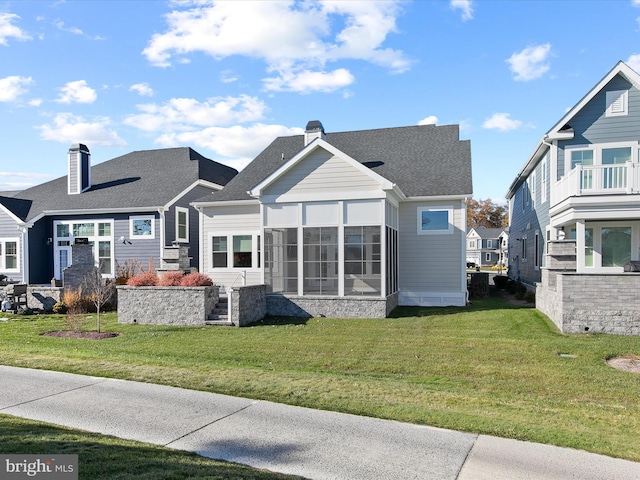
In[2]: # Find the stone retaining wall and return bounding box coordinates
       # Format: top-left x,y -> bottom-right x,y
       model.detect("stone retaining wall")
116,285 -> 218,325
28,286 -> 63,312
228,284 -> 267,327
266,293 -> 396,319
537,270 -> 640,335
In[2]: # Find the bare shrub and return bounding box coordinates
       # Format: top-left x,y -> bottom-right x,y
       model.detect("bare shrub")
180,272 -> 213,287
62,287 -> 87,331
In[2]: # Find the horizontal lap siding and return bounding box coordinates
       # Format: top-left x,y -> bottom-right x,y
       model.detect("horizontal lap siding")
557,76 -> 640,178
398,202 -> 464,292
0,209 -> 23,282
265,149 -> 379,198
201,204 -> 261,288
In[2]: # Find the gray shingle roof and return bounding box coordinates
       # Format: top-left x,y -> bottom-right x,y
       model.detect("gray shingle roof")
0,147 -> 237,222
198,123 -> 472,203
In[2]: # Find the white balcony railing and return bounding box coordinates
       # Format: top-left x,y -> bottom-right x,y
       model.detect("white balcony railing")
553,161 -> 640,206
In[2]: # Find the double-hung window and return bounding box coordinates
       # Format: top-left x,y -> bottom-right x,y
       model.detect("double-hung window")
0,239 -> 19,272
176,207 -> 189,242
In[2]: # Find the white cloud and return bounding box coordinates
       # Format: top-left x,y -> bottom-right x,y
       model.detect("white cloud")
56,80 -> 97,104
263,68 -> 355,93
418,115 -> 438,126
53,20 -> 83,35
142,1 -> 409,93
0,76 -> 33,102
123,94 -> 267,132
220,70 -> 238,83
130,83 -> 154,97
627,54 -> 640,73
450,0 -> 473,21
155,123 -> 304,164
0,171 -> 56,191
506,43 -> 551,81
482,113 -> 522,131
37,113 -> 127,147
28,98 -> 43,107
0,13 -> 32,45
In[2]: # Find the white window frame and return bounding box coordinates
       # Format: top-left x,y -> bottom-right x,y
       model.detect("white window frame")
485,252 -> 491,262
541,155 -> 548,204
534,231 -> 540,270
521,236 -> 528,262
0,238 -> 20,272
209,232 -> 260,271
130,215 -> 155,239
487,239 -> 493,249
606,89 -> 628,117
565,141 -> 638,174
175,207 -> 189,243
468,239 -> 476,249
417,206 -> 453,235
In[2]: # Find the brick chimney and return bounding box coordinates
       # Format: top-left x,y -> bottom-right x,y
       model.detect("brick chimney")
68,143 -> 91,195
304,120 -> 325,146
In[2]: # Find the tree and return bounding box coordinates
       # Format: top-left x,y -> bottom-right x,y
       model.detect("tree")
82,265 -> 115,333
467,198 -> 508,228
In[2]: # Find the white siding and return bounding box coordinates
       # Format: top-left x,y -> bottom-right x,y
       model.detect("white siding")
200,203 -> 261,288
398,200 -> 466,306
265,149 -> 380,199
0,209 -> 23,282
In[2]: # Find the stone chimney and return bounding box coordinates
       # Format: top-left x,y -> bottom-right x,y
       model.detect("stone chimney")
304,120 -> 325,146
68,143 -> 91,195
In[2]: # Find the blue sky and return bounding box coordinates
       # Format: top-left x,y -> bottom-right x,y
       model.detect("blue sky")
2,0 -> 640,203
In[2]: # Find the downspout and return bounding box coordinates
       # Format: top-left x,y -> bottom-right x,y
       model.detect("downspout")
158,207 -> 166,270
463,197 -> 470,304
19,225 -> 29,284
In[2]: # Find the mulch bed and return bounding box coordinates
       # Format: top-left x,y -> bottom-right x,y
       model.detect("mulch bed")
41,331 -> 119,340
607,356 -> 640,374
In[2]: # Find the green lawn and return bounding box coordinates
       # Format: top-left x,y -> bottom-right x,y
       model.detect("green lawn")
1,294 -> 639,462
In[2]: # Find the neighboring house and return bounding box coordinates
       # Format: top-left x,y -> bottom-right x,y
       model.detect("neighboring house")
466,226 -> 508,268
193,121 -> 472,318
506,61 -> 640,334
0,144 -> 237,284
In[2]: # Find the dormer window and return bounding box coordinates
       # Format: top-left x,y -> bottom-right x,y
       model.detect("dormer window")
605,90 -> 628,117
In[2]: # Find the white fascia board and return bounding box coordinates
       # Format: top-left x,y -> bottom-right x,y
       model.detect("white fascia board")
248,138 -> 394,197
163,180 -> 224,210
260,190 -> 386,204
506,139 -> 549,200
190,199 -> 258,210
42,206 -> 161,217
402,194 -> 469,203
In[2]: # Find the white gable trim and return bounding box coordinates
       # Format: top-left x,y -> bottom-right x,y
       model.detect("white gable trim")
548,61 -> 640,136
0,203 -> 25,225
248,138 -> 395,197
162,179 -> 224,210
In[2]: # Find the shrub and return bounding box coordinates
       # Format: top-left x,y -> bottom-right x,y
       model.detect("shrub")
115,259 -> 145,285
506,279 -> 518,294
62,287 -> 88,331
52,301 -> 67,314
180,272 -> 213,287
524,290 -> 536,304
127,272 -> 158,286
493,275 -> 509,289
158,271 -> 185,286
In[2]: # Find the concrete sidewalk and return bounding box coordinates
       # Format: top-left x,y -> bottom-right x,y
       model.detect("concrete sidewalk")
1,365 -> 639,480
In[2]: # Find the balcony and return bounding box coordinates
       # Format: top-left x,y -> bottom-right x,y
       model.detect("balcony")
553,162 -> 640,206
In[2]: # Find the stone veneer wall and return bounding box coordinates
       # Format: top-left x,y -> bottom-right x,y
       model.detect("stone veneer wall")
116,285 -> 218,325
228,284 -> 267,327
27,286 -> 63,312
266,294 -> 395,319
537,270 -> 640,335
63,244 -> 99,291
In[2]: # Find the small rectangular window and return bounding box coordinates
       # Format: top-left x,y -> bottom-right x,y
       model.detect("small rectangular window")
98,222 -> 111,237
130,216 -> 155,239
417,206 -> 453,235
176,207 -> 189,242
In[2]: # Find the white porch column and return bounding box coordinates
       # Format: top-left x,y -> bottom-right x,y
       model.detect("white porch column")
576,220 -> 585,274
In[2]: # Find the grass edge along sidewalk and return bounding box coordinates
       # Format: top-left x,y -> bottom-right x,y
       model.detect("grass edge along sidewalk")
0,294 -> 639,462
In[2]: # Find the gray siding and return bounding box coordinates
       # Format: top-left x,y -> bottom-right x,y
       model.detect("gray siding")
557,75 -> 640,178
265,148 -> 380,198
398,200 -> 466,306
